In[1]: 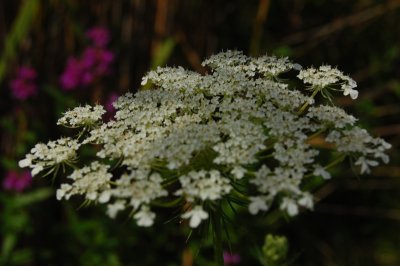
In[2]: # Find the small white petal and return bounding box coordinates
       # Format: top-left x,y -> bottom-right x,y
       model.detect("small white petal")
106,201 -> 125,218
86,192 -> 97,201
292,63 -> 302,71
56,189 -> 65,200
248,197 -> 269,215
98,191 -> 111,203
141,76 -> 148,86
231,166 -> 246,179
298,194 -> 314,209
182,206 -> 209,228
349,89 -> 359,99
134,206 -> 155,227
281,198 -> 299,216
18,158 -> 31,168
31,165 -> 43,176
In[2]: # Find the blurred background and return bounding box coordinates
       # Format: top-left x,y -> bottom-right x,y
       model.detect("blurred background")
0,0 -> 399,265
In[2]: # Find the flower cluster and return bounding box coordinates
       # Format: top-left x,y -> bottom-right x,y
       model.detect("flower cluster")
9,66 -> 38,100
19,138 -> 80,176
20,51 -> 391,228
298,65 -> 358,99
60,26 -> 114,90
57,105 -> 105,128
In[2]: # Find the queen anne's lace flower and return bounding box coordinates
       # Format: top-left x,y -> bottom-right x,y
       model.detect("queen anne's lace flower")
19,51 -> 391,228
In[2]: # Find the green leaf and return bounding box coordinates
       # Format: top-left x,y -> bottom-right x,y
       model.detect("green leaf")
0,233 -> 16,264
9,249 -> 33,265
0,0 -> 40,82
151,38 -> 176,69
12,188 -> 53,208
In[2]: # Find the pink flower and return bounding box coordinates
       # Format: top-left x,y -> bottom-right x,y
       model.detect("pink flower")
60,57 -> 84,90
59,47 -> 114,90
86,26 -> 110,47
18,66 -> 37,80
223,251 -> 241,265
59,26 -> 114,91
95,49 -> 114,74
9,66 -> 38,100
2,170 -> 32,192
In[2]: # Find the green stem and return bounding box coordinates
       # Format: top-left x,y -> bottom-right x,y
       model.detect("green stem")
212,206 -> 224,266
108,181 -> 119,186
304,154 -> 347,179
307,127 -> 327,140
298,88 -> 319,114
231,188 -> 250,203
325,154 -> 346,170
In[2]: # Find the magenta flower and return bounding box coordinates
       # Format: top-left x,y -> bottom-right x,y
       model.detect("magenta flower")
19,66 -> 37,79
223,251 -> 241,265
60,26 -> 114,90
9,66 -> 38,100
59,47 -> 114,90
86,26 -> 110,47
2,170 -> 32,192
60,57 -> 84,90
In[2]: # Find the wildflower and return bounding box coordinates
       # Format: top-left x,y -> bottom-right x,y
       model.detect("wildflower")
2,170 -> 32,192
80,47 -> 114,84
9,66 -> 38,100
20,51 -> 391,228
60,27 -> 114,90
59,58 -> 83,90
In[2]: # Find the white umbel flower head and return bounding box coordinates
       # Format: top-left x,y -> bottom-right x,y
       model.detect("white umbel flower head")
19,50 -> 391,228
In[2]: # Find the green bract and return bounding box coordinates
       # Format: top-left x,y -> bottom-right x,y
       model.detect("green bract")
19,51 -> 391,228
